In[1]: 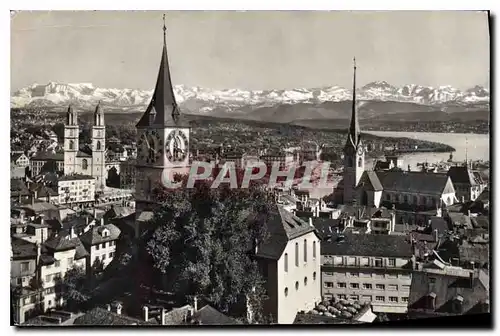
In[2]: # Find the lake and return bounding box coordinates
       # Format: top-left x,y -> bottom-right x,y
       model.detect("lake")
365,131 -> 490,170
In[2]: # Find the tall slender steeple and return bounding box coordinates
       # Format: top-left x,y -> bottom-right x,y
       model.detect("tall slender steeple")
344,57 -> 360,151
136,14 -> 186,128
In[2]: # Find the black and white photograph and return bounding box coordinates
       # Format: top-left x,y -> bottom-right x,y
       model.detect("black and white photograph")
9,9 -> 491,327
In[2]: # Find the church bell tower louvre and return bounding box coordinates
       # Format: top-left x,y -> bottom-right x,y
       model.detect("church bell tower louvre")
343,57 -> 365,205
134,14 -> 191,226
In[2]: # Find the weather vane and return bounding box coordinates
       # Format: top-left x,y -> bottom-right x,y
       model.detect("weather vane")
353,57 -> 356,69
163,14 -> 167,33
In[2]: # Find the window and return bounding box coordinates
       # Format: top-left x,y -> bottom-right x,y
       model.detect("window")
388,284 -> 398,291
386,274 -> 398,279
350,295 -> 359,301
389,296 -> 398,303
361,295 -> 372,303
324,272 -> 334,276
313,241 -> 317,259
388,258 -> 396,267
295,281 -> 299,291
337,282 -> 347,288
334,257 -> 343,265
23,297 -> 30,305
338,294 -> 347,300
429,277 -> 436,284
96,245 -> 100,251
20,262 -> 29,272
97,141 -> 102,150
102,254 -> 107,260
358,157 -> 362,167
68,257 -> 74,265
349,272 -> 359,277
304,277 -> 308,286
413,195 -> 418,204
284,287 -> 288,297
347,157 -> 353,167
17,278 -> 22,285
375,296 -> 385,302
363,283 -> 372,289
402,285 -> 411,291
386,193 -> 391,201
373,273 -> 384,279
54,260 -> 60,268
45,275 -> 52,282
360,272 -> 372,278
347,257 -> 356,266
401,297 -> 409,303
303,239 -> 307,263
376,284 -> 385,290
313,272 -> 317,281
374,258 -> 383,267
350,283 -> 360,289
284,253 -> 288,272
324,282 -> 334,288
82,159 -> 88,170
360,257 -> 370,266
295,243 -> 299,267
69,140 -> 74,150
101,243 -> 106,249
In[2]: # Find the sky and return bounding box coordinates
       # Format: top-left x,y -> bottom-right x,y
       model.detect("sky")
10,10 -> 490,92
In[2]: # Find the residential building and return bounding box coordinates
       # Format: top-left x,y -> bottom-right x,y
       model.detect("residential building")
408,262 -> 489,318
447,166 -> 486,202
79,222 -> 121,271
12,153 -> 30,169
29,151 -> 64,177
57,174 -> 96,205
119,158 -> 136,190
321,232 -> 414,314
255,205 -> 322,324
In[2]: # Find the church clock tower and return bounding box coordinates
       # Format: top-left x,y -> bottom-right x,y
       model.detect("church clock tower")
343,58 -> 365,205
135,15 -> 191,227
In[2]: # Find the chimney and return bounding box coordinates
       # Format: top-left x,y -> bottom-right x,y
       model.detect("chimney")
100,218 -> 104,226
469,272 -> 474,288
143,306 -> 149,321
467,210 -> 471,218
70,226 -> 76,239
85,216 -> 89,226
461,196 -> 465,203
193,296 -> 198,313
106,304 -> 111,311
309,217 -> 313,227
93,207 -> 97,218
160,308 -> 166,325
433,229 -> 439,242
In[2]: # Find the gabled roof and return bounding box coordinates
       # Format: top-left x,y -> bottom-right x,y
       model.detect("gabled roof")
44,234 -> 82,252
256,204 -> 317,260
136,20 -> 188,128
376,171 -> 452,195
321,232 -> 413,258
447,166 -> 480,186
11,237 -> 38,259
73,307 -> 153,326
358,171 -> 383,191
30,151 -> 64,161
191,305 -> 241,325
79,223 -> 121,246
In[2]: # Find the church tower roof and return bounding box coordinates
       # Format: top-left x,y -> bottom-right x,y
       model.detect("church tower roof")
66,104 -> 77,126
94,101 -> 104,126
136,14 -> 188,128
344,57 -> 361,151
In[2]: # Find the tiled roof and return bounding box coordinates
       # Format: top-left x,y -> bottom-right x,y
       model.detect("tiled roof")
408,271 -> 489,314
11,237 -> 38,259
321,232 -> 413,258
447,166 -> 479,186
31,151 -> 64,161
359,171 -> 383,191
79,224 -> 121,246
256,204 -> 317,260
73,308 -> 153,326
191,305 -> 240,325
376,171 -> 452,195
58,174 -> 95,181
44,234 -> 82,252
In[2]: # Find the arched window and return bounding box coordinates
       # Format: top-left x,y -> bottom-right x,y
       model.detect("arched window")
96,141 -> 102,151
69,140 -> 74,150
358,157 -> 363,167
313,241 -> 317,259
413,196 -> 418,204
295,242 -> 299,267
303,239 -> 307,263
82,159 -> 88,170
284,287 -> 289,297
295,281 -> 299,291
304,277 -> 308,286
284,253 -> 288,272
313,272 -> 317,281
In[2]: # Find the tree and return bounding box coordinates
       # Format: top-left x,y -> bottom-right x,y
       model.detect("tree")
56,266 -> 90,312
142,173 -> 273,320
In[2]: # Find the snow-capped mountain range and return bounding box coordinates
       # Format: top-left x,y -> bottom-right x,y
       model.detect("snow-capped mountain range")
11,81 -> 489,111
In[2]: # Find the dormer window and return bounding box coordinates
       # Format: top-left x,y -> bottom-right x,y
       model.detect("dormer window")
452,295 -> 464,313
101,228 -> 110,237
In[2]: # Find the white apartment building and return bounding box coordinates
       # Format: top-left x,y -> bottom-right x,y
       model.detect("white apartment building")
79,222 -> 121,272
321,232 -> 414,314
57,174 -> 96,205
256,205 -> 321,324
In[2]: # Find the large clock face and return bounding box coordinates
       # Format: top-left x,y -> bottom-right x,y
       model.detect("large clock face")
165,129 -> 189,163
357,146 -> 365,156
137,130 -> 163,164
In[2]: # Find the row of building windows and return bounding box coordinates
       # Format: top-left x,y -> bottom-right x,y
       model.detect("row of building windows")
94,252 -> 115,263
283,240 -> 317,272
284,272 -> 317,297
325,256 -> 398,268
334,294 -> 409,303
324,282 -> 411,291
95,241 -> 115,250
324,271 -> 411,280
68,140 -> 102,151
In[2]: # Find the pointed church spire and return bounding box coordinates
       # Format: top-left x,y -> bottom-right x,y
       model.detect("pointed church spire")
66,104 -> 77,125
344,57 -> 360,151
94,101 -> 104,126
136,14 -> 186,128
